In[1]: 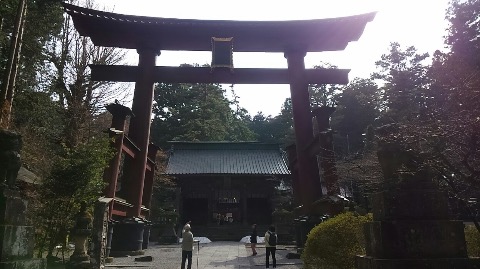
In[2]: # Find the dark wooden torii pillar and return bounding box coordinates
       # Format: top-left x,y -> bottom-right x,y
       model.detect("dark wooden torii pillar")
103,102 -> 133,218
285,50 -> 322,211
126,48 -> 159,217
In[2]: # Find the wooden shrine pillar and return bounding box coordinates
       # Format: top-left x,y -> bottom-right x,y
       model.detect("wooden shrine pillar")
284,50 -> 322,212
285,144 -> 302,206
141,143 -> 159,219
127,48 -> 159,217
104,103 -> 133,217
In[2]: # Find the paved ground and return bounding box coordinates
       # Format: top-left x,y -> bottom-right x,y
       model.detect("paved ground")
106,242 -> 303,269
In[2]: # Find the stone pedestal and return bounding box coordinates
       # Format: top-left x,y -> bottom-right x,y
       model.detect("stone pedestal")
66,229 -> 91,269
356,179 -> 480,269
110,218 -> 145,257
142,220 -> 152,249
0,188 -> 46,269
66,203 -> 92,269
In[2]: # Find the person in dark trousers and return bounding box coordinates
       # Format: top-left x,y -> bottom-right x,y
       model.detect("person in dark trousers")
181,223 -> 194,269
264,225 -> 277,268
250,224 -> 258,256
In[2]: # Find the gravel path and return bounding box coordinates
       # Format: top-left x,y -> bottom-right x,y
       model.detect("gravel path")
106,241 -> 303,269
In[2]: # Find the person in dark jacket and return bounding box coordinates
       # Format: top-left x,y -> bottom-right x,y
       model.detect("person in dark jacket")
250,224 -> 258,256
264,225 -> 277,268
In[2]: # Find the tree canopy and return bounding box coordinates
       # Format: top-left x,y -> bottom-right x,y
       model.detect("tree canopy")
151,74 -> 256,148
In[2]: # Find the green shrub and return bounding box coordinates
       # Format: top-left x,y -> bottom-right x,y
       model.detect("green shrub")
35,137 -> 113,258
301,212 -> 372,269
465,224 -> 480,257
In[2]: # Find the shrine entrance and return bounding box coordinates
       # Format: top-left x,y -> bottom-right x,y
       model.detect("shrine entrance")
247,198 -> 271,225
63,2 -> 375,252
183,198 -> 209,225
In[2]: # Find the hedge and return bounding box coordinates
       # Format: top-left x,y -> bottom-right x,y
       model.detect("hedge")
302,212 -> 372,269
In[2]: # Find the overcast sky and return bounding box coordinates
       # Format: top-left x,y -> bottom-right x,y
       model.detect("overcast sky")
89,0 -> 451,116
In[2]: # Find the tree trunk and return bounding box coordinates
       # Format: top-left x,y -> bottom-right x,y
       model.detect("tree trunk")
0,0 -> 27,128
5,1 -> 27,126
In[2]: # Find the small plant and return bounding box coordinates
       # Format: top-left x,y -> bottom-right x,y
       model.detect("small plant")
302,212 -> 372,269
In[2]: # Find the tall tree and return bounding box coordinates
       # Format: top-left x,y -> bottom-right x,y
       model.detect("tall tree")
248,112 -> 275,143
248,98 -> 295,146
151,76 -> 255,148
308,63 -> 342,108
46,0 -> 127,148
446,0 -> 480,68
370,39 -> 480,224
0,0 -> 63,128
13,90 -> 65,177
272,98 -> 295,146
422,0 -> 480,222
0,0 -> 27,128
331,78 -> 381,156
427,50 -> 480,219
372,42 -> 430,123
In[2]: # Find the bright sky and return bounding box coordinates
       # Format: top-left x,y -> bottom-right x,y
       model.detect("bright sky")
92,0 -> 450,117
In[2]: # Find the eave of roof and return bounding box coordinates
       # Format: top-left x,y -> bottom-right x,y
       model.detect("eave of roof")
63,3 -> 375,52
166,142 -> 291,175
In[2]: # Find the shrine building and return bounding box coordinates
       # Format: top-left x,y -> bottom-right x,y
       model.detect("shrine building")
166,141 -> 290,227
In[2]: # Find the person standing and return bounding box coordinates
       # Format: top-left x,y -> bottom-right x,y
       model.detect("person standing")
264,225 -> 277,268
181,223 -> 194,269
250,224 -> 258,256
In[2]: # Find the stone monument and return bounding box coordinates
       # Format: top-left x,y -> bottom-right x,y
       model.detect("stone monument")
356,139 -> 480,269
91,197 -> 113,268
0,129 -> 46,269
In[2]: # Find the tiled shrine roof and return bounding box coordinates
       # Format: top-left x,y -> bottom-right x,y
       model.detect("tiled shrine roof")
166,142 -> 290,175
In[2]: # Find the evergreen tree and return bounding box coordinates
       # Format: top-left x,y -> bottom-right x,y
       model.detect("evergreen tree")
446,0 -> 480,67
372,42 -> 430,123
151,77 -> 255,148
308,63 -> 342,108
248,98 -> 295,146
0,0 -> 63,127
331,78 -> 381,156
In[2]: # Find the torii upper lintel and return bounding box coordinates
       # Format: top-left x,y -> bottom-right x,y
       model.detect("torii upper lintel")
63,2 -> 375,53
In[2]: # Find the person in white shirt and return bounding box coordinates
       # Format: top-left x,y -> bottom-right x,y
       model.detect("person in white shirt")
264,225 -> 277,268
181,223 -> 194,269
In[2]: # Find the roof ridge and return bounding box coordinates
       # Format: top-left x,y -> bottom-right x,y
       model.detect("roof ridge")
63,3 -> 376,25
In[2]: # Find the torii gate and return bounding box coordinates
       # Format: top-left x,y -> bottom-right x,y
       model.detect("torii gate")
63,2 -> 374,249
